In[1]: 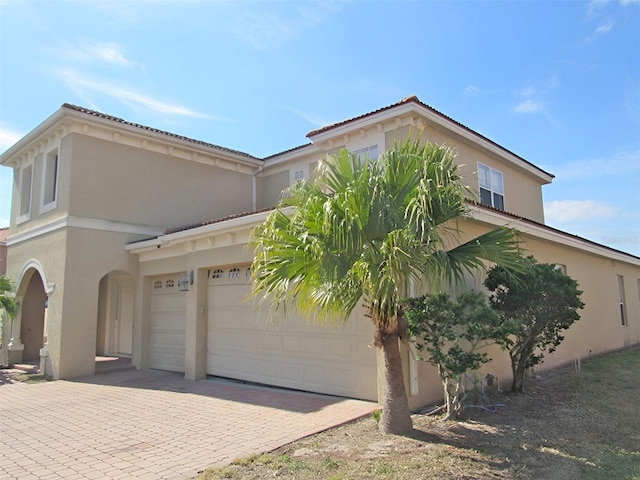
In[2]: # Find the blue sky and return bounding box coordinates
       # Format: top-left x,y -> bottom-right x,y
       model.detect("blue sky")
1,0 -> 639,256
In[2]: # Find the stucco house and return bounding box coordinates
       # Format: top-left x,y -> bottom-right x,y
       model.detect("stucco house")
1,96 -> 638,408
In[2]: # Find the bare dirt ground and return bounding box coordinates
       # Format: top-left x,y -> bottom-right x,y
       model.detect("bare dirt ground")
196,346 -> 640,480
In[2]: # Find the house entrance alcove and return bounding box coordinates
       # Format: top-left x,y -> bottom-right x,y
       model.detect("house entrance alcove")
96,271 -> 135,359
17,269 -> 47,362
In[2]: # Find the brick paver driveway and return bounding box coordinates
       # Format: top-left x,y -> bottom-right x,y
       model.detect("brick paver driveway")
0,369 -> 376,479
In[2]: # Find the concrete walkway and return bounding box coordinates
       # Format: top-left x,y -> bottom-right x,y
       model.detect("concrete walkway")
0,369 -> 376,479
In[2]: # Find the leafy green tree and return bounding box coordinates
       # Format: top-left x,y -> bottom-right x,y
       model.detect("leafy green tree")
484,256 -> 585,393
405,292 -> 505,419
0,276 -> 18,320
250,137 -> 522,434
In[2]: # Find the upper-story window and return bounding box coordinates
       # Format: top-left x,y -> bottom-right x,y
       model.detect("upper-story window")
353,144 -> 379,161
41,149 -> 59,212
17,162 -> 34,223
478,162 -> 504,210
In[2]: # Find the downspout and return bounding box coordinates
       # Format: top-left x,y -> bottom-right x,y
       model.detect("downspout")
252,164 -> 264,211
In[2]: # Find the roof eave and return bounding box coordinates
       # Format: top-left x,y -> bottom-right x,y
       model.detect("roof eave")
307,99 -> 554,185
0,108 -> 67,167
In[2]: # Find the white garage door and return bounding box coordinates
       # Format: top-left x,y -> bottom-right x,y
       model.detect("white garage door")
150,274 -> 186,372
206,266 -> 378,401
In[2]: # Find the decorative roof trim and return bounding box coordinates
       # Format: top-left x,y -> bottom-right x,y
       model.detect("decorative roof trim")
469,202 -> 640,265
307,96 -> 554,183
61,104 -> 259,161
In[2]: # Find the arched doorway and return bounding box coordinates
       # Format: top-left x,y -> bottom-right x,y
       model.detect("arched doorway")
96,272 -> 135,358
19,271 -> 46,362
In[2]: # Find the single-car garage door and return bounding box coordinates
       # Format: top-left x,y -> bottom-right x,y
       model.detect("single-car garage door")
150,274 -> 186,372
206,265 -> 378,401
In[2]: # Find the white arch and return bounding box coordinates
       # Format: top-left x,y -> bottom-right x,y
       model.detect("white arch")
15,259 -> 55,297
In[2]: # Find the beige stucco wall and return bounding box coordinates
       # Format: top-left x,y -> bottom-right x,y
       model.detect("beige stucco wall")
407,218 -> 640,410
257,170 -> 289,209
385,126 -> 546,224
66,134 -> 253,229
6,229 -> 67,377
6,226 -> 148,379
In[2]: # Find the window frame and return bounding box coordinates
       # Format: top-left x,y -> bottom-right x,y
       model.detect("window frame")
618,275 -> 628,327
17,161 -> 34,224
353,144 -> 379,161
40,149 -> 60,213
477,162 -> 505,210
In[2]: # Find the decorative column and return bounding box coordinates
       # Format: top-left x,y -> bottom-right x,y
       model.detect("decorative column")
38,283 -> 55,376
7,295 -> 24,365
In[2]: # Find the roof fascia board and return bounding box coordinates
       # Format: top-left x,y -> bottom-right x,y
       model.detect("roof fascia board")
262,144 -> 322,169
307,103 -> 416,144
126,207 -> 291,254
308,102 -> 554,184
471,207 -> 640,266
0,108 -> 67,167
1,107 -> 263,171
63,108 -> 263,169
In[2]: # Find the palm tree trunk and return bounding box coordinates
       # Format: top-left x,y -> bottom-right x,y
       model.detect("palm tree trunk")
378,329 -> 413,435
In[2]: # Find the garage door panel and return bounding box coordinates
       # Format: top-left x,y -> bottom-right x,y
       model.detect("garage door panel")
282,335 -> 302,352
206,268 -> 377,400
150,275 -> 186,373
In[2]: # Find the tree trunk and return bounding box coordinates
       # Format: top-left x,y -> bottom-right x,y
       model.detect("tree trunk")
511,352 -> 526,393
443,378 -> 463,420
378,329 -> 413,435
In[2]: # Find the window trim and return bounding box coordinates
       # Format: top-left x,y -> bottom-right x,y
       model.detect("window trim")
477,162 -> 505,210
17,161 -> 34,224
353,144 -> 379,161
618,275 -> 628,327
40,149 -> 60,213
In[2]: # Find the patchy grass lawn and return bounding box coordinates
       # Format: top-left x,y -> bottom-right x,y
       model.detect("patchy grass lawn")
196,346 -> 640,480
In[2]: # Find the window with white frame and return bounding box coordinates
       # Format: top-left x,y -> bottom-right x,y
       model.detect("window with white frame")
554,264 -> 567,275
353,144 -> 379,161
478,162 -> 504,210
18,163 -> 34,222
41,149 -> 59,211
618,275 -> 627,326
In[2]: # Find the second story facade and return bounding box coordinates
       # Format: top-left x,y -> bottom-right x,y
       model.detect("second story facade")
1,96 -> 554,249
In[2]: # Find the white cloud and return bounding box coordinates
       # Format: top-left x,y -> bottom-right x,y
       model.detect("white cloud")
463,85 -> 481,95
463,85 -> 501,97
0,125 -> 24,152
584,19 -> 615,42
55,68 -> 220,120
279,105 -> 329,127
620,0 -> 640,5
545,200 -> 618,223
512,76 -> 560,118
58,40 -> 136,67
514,99 -> 545,113
586,0 -> 611,19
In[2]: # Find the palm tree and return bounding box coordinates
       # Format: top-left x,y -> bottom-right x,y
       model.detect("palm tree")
250,136 -> 522,435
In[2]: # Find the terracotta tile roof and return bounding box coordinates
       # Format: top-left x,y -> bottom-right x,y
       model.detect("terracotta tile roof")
61,103 -> 260,161
0,227 -> 8,244
163,207 -> 275,234
262,143 -> 314,161
143,202 -> 639,263
307,95 -> 554,180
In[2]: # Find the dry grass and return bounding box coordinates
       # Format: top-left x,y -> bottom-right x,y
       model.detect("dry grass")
196,346 -> 640,480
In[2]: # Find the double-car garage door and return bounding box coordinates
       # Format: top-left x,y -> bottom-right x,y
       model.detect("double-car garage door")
150,266 -> 378,400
